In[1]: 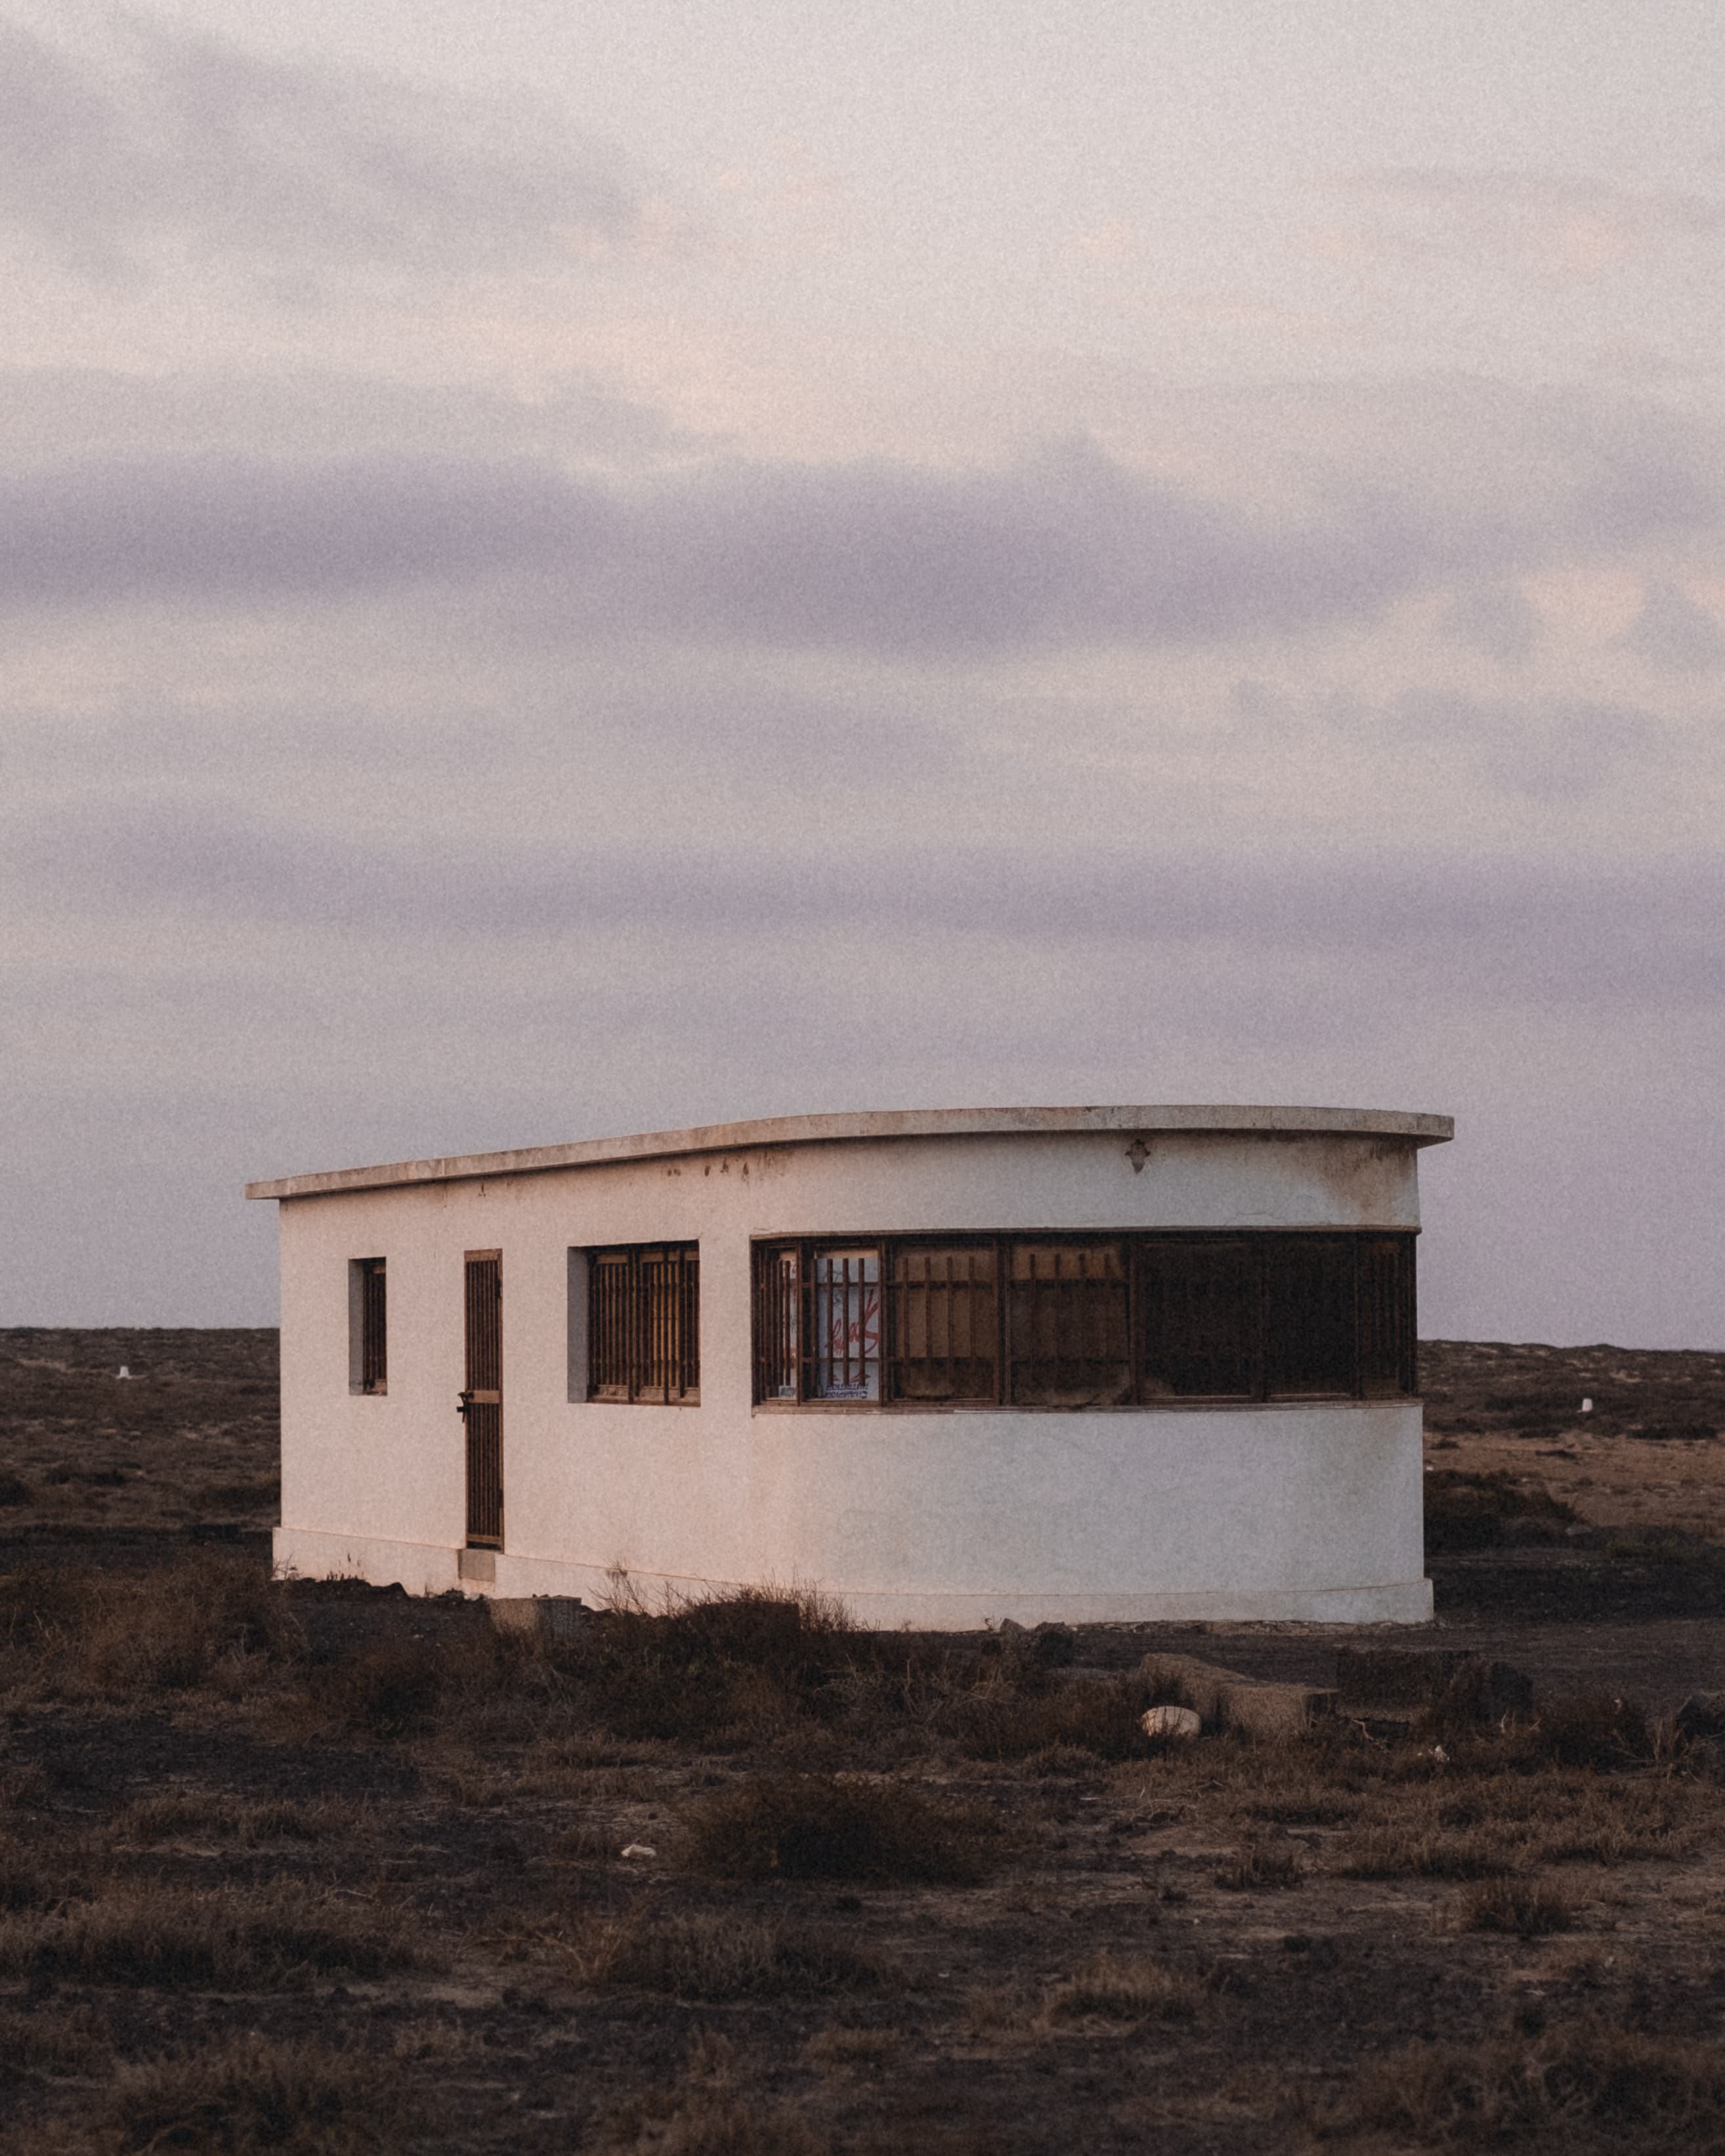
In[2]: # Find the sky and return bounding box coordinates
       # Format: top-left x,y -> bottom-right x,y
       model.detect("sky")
2,0 -> 1723,1345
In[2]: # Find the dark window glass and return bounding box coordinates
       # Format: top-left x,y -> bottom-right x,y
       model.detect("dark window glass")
888,1244 -> 998,1401
357,1258 -> 387,1395
1357,1235 -> 1415,1397
1264,1237 -> 1355,1397
1008,1241 -> 1132,1406
751,1229 -> 1417,1406
1139,1238 -> 1257,1398
587,1245 -> 699,1403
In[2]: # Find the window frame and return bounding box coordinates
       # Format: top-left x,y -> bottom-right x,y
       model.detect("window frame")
348,1257 -> 387,1397
751,1231 -> 1416,1410
580,1242 -> 700,1405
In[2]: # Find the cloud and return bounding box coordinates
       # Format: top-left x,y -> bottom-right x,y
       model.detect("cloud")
1617,578 -> 1725,672
0,423 -> 1716,650
10,794 -> 1722,1018
1334,167 -> 1725,278
0,14 -> 639,281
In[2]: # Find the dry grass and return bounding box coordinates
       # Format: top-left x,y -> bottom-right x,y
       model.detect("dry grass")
95,2034 -> 406,2154
1455,1877 -> 1576,1938
306,1638 -> 447,1737
1038,1949 -> 1205,2025
941,1671 -> 1155,1764
1214,1840 -> 1305,1892
1339,1825 -> 1519,1880
111,1792 -> 355,1845
552,1907 -> 887,1998
1318,2023 -> 1725,2147
589,2033 -> 831,2156
1422,1469 -> 1578,1552
0,1878 -> 421,1988
0,1998 -> 112,2079
77,1553 -> 303,1693
576,1586 -> 860,1746
679,1772 -> 1001,1885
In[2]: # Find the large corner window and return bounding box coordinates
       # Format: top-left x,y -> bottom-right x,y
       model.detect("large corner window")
752,1233 -> 1416,1408
583,1244 -> 700,1404
348,1258 -> 387,1395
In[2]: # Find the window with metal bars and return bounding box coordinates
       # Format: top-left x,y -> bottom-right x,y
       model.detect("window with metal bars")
348,1258 -> 386,1395
585,1244 -> 700,1403
752,1233 -> 1416,1407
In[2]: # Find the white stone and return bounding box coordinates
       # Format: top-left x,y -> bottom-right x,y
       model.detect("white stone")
1141,1704 -> 1203,1741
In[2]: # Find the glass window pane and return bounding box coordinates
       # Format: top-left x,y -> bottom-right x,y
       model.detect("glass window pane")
1357,1235 -> 1413,1397
813,1249 -> 880,1400
888,1244 -> 997,1401
754,1246 -> 800,1400
1264,1237 -> 1356,1396
1008,1241 -> 1132,1406
1139,1239 -> 1258,1399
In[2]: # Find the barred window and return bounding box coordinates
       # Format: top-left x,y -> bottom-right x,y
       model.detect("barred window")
1008,1242 -> 1131,1406
752,1233 -> 1416,1408
889,1244 -> 997,1403
586,1244 -> 699,1403
348,1258 -> 387,1395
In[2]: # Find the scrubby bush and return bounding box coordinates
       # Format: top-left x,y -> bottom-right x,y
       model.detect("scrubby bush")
574,1587 -> 858,1745
1424,1470 -> 1577,1553
940,1671 -> 1154,1764
77,1554 -> 301,1693
571,1907 -> 886,1998
0,1880 -> 419,1989
1039,1949 -> 1204,2025
681,1773 -> 999,1885
1319,2023 -> 1725,2147
1523,1694 -> 1653,1771
307,1639 -> 444,1738
1457,1878 -> 1575,1938
99,2033 -> 406,2153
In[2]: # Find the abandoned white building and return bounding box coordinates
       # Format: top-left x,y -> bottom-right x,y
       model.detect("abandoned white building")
248,1104 -> 1452,1627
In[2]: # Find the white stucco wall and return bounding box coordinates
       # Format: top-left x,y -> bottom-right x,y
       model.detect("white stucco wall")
261,1110 -> 1447,1626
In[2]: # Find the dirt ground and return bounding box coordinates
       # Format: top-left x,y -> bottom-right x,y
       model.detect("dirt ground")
3,1330 -> 1725,2154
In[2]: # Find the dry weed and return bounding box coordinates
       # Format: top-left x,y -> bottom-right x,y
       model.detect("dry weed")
681,1773 -> 1000,1885
1455,1878 -> 1575,1939
97,2033 -> 407,2154
1215,1840 -> 1304,1892
112,1792 -> 354,1845
559,1906 -> 887,1998
589,2029 -> 830,2156
0,1878 -> 421,1988
1317,2022 -> 1725,2147
1038,1949 -> 1205,2025
77,1554 -> 302,1693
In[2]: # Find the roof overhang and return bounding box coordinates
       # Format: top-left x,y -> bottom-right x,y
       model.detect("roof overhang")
245,1105 -> 1453,1202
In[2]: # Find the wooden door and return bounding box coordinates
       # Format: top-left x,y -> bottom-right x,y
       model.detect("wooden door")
461,1251 -> 503,1547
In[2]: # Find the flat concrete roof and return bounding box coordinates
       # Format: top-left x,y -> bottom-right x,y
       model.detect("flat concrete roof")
245,1105 -> 1453,1202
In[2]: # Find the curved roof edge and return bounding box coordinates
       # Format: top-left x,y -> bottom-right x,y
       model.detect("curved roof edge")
246,1104 -> 1453,1202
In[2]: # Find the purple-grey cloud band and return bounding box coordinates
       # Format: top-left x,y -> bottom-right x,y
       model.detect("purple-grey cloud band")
12,799 -> 1722,1011
0,435 -> 1713,651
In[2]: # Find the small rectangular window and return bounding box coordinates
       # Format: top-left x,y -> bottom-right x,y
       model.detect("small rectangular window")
584,1244 -> 699,1403
349,1258 -> 387,1395
1008,1241 -> 1132,1406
